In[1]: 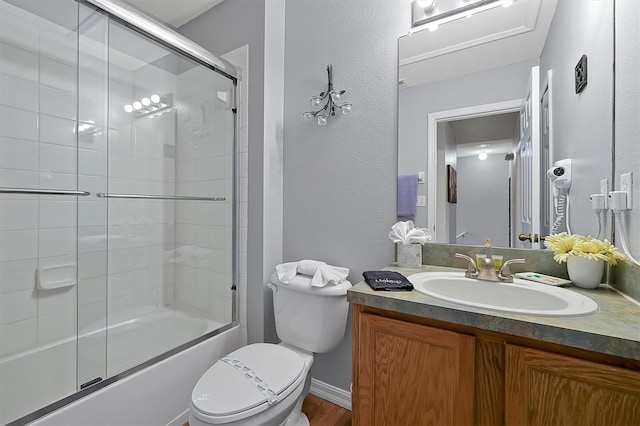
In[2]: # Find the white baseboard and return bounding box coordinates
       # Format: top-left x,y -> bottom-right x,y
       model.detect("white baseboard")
309,378 -> 352,411
167,409 -> 189,426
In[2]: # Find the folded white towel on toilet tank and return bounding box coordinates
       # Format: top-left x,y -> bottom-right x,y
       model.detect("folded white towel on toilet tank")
276,259 -> 349,287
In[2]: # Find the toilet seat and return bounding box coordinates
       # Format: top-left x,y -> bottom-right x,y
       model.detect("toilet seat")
191,343 -> 306,424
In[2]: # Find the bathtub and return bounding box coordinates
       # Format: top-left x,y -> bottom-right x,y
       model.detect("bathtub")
1,307 -> 230,425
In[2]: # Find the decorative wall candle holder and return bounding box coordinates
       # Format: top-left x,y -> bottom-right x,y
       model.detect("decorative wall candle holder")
302,64 -> 352,125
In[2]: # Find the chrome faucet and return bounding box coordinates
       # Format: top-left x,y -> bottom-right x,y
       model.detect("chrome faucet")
497,258 -> 526,282
455,253 -> 525,283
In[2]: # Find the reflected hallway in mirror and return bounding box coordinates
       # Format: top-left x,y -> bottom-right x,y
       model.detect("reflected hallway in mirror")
449,112 -> 520,247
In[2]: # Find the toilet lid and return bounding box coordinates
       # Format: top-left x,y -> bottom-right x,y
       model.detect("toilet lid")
191,343 -> 306,420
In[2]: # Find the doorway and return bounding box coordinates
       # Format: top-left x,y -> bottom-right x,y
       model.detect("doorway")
427,100 -> 521,246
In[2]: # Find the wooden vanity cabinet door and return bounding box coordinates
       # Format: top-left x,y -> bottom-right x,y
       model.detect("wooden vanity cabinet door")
505,344 -> 640,426
354,311 -> 475,426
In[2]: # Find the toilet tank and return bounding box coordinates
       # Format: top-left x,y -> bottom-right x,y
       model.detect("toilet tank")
270,273 -> 351,353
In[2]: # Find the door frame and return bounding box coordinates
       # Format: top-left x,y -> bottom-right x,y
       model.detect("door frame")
427,99 -> 522,242
540,69 -> 554,238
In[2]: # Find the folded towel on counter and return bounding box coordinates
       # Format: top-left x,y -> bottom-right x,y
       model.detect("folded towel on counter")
363,270 -> 414,291
276,259 -> 350,287
388,220 -> 431,244
397,175 -> 418,217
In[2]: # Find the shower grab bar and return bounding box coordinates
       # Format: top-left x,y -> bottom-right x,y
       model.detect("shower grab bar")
0,187 -> 91,196
95,193 -> 225,201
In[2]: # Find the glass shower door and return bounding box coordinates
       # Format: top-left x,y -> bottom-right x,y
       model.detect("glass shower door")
0,1 -> 236,423
0,0 -> 108,423
103,16 -> 235,379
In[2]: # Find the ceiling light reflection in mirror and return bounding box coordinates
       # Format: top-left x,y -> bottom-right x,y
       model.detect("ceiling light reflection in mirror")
412,0 -> 516,31
402,0 -> 553,88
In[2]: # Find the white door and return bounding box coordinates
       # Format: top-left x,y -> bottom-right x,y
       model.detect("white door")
516,66 -> 541,249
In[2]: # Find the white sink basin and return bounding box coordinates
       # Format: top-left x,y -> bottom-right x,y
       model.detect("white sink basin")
408,272 -> 599,317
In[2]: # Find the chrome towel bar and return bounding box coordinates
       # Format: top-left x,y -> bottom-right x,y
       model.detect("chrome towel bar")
0,187 -> 91,196
95,193 -> 225,201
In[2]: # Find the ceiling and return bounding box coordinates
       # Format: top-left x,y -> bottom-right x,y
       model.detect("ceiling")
124,0 -> 224,27
399,0 -> 557,87
451,112 -> 520,158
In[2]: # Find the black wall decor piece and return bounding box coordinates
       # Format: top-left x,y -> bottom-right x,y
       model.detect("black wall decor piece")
447,165 -> 457,204
575,54 -> 588,94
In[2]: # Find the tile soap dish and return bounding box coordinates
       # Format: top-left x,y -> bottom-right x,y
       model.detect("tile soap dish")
37,264 -> 77,290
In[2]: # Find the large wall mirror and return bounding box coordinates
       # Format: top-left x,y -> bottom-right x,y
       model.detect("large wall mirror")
397,0 -> 614,249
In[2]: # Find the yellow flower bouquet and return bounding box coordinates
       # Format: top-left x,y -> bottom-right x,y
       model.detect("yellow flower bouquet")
544,232 -> 627,265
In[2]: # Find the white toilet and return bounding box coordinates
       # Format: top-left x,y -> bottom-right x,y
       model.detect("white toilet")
189,272 -> 352,426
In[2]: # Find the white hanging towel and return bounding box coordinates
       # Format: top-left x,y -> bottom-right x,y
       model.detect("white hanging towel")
275,259 -> 349,287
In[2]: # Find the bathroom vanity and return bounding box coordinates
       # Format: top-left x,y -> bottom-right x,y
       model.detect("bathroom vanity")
348,265 -> 640,426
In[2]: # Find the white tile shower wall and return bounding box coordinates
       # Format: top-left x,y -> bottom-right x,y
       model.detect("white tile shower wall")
105,62 -> 178,325
0,6 -> 177,356
0,7 -> 82,357
76,9 -> 109,346
0,3 -> 245,362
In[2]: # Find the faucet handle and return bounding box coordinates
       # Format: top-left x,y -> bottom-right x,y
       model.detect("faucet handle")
455,253 -> 478,277
499,258 -> 526,282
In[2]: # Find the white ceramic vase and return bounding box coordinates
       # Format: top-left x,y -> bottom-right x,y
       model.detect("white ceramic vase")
397,243 -> 422,268
566,256 -> 605,289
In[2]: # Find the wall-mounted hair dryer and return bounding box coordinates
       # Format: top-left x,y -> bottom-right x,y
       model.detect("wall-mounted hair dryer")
547,159 -> 572,192
548,159 -> 572,233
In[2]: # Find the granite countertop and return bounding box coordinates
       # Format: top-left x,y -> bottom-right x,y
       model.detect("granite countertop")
348,264 -> 640,361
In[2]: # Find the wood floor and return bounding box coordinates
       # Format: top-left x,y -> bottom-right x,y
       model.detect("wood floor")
184,394 -> 351,426
303,394 -> 352,426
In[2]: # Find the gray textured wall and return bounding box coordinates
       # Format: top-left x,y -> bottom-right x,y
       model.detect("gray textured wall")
179,0 -> 268,343
282,0 -> 410,391
398,59 -> 538,230
615,0 -> 640,256
538,0 -> 614,238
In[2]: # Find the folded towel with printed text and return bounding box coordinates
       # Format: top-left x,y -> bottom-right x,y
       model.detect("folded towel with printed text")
363,270 -> 413,291
276,259 -> 350,288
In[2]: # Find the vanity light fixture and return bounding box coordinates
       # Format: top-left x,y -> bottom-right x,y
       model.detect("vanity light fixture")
412,0 -> 518,29
303,64 -> 352,126
124,94 -> 173,118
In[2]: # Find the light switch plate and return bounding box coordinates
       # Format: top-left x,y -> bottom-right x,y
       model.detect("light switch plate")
620,172 -> 633,209
417,171 -> 425,183
416,195 -> 426,207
